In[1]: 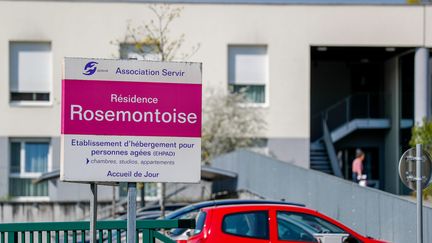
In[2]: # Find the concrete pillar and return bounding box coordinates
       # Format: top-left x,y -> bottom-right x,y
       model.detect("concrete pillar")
384,57 -> 400,194
414,47 -> 430,124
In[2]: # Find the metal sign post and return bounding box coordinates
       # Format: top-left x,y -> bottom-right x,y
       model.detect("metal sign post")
127,182 -> 137,243
416,144 -> 423,243
399,144 -> 432,243
90,183 -> 97,243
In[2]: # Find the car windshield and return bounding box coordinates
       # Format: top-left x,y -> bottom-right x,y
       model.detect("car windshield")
169,209 -> 200,236
277,211 -> 346,234
165,205 -> 198,219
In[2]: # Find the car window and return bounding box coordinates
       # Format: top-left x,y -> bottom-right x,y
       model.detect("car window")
277,214 -> 317,242
222,211 -> 269,239
278,211 -> 346,234
192,211 -> 207,235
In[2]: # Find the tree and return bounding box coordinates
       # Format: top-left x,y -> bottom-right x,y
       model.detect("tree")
406,0 -> 421,4
113,5 -> 199,62
409,118 -> 432,199
113,4 -> 201,218
114,4 -> 266,215
202,89 -> 267,163
116,4 -> 267,160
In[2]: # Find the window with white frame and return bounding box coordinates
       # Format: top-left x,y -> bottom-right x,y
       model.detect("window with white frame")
120,43 -> 162,61
9,42 -> 52,102
9,139 -> 50,197
228,45 -> 268,104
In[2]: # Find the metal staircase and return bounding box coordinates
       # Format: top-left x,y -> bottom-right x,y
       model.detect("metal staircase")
310,93 -> 389,176
310,141 -> 332,174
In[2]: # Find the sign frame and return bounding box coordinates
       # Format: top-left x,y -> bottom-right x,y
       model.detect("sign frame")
60,57 -> 202,184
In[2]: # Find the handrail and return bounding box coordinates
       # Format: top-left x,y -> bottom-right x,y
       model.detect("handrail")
311,93 -> 388,142
319,96 -> 350,121
322,120 -> 343,178
312,93 -> 376,119
0,219 -> 195,243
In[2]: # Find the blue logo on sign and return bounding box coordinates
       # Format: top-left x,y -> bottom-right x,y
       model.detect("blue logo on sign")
83,61 -> 98,75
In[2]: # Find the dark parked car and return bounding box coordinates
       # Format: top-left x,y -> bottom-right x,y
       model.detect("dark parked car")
117,203 -> 188,220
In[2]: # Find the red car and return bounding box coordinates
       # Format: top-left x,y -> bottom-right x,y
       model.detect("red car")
183,204 -> 389,243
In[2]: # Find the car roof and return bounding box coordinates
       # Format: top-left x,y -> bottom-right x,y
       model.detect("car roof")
165,199 -> 304,219
201,203 -> 314,213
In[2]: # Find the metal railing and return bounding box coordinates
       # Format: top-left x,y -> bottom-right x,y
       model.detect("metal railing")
0,219 -> 195,243
322,120 -> 343,177
311,93 -> 388,142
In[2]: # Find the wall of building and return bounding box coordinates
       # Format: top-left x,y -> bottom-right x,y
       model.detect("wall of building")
0,2 -> 431,200
0,135 -> 117,201
0,201 -> 112,223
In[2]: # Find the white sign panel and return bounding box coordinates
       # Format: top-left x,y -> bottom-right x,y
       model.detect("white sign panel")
61,58 -> 202,183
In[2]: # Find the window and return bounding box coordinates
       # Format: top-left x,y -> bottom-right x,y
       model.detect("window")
9,42 -> 52,102
9,139 -> 50,197
277,211 -> 358,243
228,46 -> 268,104
277,212 -> 346,234
248,138 -> 269,155
222,211 -> 269,239
192,211 -> 207,235
120,43 -> 162,61
277,212 -> 317,242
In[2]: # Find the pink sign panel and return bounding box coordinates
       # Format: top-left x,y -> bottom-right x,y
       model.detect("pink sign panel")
62,79 -> 202,138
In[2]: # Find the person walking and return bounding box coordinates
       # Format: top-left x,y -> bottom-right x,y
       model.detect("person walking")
352,149 -> 365,183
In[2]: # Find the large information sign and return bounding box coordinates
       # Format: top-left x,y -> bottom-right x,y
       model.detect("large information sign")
61,58 -> 202,183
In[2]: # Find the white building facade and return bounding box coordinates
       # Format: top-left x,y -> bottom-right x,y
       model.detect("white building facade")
0,0 -> 432,205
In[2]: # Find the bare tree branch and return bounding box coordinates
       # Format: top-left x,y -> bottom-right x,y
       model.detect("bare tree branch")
112,4 -> 198,62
